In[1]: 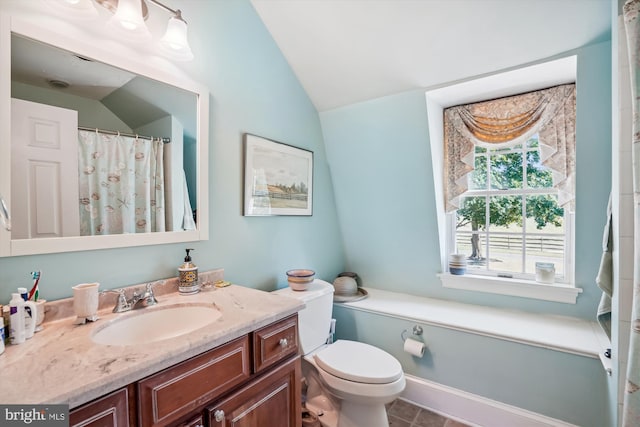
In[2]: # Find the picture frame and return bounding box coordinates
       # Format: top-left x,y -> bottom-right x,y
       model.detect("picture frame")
243,134 -> 313,216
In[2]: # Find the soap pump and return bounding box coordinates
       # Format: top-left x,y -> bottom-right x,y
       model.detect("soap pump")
178,248 -> 199,295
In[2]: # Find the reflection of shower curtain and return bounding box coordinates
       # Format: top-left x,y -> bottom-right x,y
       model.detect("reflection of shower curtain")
77,130 -> 165,236
624,1 -> 640,425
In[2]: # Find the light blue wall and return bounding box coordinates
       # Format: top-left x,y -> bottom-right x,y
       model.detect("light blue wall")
321,40 -> 612,321
0,0 -> 345,302
321,39 -> 612,426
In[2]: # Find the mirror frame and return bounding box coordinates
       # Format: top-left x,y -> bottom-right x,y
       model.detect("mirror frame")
0,14 -> 209,257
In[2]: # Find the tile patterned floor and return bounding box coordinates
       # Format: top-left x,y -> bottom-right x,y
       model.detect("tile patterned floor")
386,399 -> 470,427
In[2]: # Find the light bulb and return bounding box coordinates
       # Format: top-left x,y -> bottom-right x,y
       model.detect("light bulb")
106,0 -> 151,43
158,13 -> 194,61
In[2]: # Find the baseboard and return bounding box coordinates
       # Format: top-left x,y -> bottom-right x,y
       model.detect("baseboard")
400,374 -> 579,427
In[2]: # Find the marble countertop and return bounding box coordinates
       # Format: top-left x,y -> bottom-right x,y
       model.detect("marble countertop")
0,283 -> 303,408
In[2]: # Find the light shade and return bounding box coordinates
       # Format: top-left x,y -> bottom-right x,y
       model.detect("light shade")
158,13 -> 194,62
43,0 -> 99,20
107,0 -> 152,43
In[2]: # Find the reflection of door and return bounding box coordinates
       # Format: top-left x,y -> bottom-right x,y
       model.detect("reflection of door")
11,99 -> 79,239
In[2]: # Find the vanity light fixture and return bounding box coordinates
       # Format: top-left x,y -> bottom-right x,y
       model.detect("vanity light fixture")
44,0 -> 194,61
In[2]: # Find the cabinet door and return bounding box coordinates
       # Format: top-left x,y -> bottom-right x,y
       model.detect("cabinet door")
207,356 -> 301,427
69,386 -> 133,427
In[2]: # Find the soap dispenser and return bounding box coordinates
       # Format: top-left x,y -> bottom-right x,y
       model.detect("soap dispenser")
178,248 -> 199,295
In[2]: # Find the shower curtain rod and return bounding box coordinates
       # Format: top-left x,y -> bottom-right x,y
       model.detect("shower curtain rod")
78,126 -> 171,144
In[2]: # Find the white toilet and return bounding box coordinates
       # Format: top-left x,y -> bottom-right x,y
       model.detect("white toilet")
274,279 -> 405,427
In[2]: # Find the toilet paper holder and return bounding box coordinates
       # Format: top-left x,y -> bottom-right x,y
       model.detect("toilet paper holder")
401,325 -> 423,342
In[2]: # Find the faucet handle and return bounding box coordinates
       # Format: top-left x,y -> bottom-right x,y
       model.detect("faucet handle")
144,283 -> 159,306
103,289 -> 131,313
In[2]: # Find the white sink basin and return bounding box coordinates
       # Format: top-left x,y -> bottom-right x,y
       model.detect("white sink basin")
91,304 -> 222,346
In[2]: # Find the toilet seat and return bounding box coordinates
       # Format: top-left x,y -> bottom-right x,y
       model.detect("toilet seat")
313,340 -> 403,384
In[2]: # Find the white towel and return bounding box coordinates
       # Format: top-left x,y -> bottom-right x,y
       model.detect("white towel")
596,193 -> 613,339
181,171 -> 196,231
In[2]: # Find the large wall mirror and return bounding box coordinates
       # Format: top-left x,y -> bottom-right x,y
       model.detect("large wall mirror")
0,15 -> 209,256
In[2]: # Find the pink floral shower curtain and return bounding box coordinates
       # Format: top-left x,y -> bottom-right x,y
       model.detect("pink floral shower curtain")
77,129 -> 166,236
624,0 -> 640,425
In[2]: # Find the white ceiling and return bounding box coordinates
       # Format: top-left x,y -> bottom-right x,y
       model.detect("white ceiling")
251,0 -> 612,112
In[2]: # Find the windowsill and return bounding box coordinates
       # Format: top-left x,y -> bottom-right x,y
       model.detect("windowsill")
438,273 -> 583,304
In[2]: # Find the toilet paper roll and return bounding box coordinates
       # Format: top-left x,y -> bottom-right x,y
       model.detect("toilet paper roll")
404,337 -> 426,357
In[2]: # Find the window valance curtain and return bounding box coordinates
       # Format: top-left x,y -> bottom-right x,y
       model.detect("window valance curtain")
443,83 -> 576,212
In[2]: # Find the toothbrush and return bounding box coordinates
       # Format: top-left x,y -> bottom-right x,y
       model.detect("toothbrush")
28,271 -> 40,301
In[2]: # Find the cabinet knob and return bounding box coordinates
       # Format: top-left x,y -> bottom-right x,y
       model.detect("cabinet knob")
214,409 -> 225,422
279,338 -> 288,348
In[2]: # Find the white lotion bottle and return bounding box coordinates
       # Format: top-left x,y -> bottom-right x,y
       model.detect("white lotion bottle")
9,293 -> 36,345
9,293 -> 26,344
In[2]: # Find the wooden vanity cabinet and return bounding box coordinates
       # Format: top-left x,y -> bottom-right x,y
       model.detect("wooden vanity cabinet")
69,315 -> 301,427
69,385 -> 135,427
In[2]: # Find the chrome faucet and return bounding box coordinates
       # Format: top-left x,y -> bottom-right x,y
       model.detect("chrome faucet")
104,283 -> 158,313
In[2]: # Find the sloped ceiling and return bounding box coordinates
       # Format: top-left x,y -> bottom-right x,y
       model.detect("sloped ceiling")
251,0 -> 612,112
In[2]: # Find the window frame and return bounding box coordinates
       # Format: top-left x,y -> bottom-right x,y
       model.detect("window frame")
426,56 -> 581,304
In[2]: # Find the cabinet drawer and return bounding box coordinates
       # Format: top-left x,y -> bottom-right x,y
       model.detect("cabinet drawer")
252,314 -> 298,373
138,335 -> 251,427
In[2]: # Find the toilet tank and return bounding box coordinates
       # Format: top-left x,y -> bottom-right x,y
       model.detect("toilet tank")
273,279 -> 334,355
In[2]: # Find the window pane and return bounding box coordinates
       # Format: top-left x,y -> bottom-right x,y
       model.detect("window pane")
526,149 -> 553,189
489,195 -> 522,232
455,231 -> 473,259
490,152 -> 523,189
455,231 -> 486,272
491,144 -> 521,153
525,238 -> 565,277
469,154 -> 487,190
525,195 -> 564,232
527,135 -> 539,148
487,234 -> 523,273
456,196 -> 486,232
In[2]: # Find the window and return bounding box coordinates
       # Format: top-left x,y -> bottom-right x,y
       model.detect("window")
444,84 -> 576,284
454,134 -> 571,282
427,62 -> 582,303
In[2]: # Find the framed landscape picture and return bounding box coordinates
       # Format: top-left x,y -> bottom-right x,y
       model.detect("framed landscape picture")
243,134 -> 313,216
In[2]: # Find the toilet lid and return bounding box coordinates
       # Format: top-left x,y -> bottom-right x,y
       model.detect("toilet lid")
313,340 -> 403,384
